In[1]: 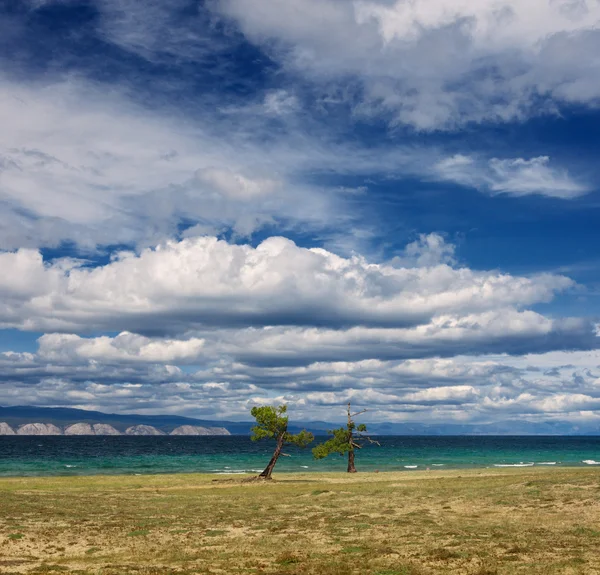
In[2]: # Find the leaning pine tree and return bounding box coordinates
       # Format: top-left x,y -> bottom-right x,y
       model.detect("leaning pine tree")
250,405 -> 314,480
312,403 -> 379,473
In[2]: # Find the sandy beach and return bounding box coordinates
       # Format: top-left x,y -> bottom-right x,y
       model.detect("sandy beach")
1,467 -> 599,574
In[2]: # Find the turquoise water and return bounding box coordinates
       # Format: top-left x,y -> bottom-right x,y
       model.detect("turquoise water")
1,436 -> 599,477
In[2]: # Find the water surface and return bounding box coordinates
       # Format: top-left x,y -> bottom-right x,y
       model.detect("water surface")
1,435 -> 599,477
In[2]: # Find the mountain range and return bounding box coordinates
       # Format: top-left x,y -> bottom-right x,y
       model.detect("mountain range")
1,406 -> 599,436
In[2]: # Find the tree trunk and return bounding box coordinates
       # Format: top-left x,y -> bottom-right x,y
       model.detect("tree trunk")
347,448 -> 357,473
346,403 -> 357,473
259,434 -> 285,479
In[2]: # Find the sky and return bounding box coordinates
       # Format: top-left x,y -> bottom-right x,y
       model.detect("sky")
1,0 -> 600,427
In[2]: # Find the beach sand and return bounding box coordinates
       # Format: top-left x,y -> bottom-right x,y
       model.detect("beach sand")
1,467 -> 599,574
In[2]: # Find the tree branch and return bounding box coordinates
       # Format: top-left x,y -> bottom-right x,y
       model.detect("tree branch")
364,436 -> 381,446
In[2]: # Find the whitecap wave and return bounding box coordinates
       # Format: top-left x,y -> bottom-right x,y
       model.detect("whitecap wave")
582,460 -> 600,465
431,464 -> 445,467
64,465 -> 77,468
300,465 -> 309,469
213,468 -> 265,474
537,462 -> 556,465
404,465 -> 418,469
493,462 -> 534,467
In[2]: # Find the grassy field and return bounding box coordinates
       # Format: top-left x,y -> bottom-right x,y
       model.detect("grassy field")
1,468 -> 600,575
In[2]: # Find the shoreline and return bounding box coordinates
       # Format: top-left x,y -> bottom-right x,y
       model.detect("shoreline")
1,464 -> 599,486
1,459 -> 600,480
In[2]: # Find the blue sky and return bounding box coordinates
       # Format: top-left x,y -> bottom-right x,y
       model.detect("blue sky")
1,0 -> 600,426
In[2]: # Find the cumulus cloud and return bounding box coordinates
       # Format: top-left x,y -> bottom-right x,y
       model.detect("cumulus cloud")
390,233 -> 456,267
214,0 -> 600,129
1,0 -> 599,428
2,342 -> 600,424
435,155 -> 590,198
37,332 -> 206,364
223,312 -> 596,367
0,235 -> 576,334
0,231 -> 595,424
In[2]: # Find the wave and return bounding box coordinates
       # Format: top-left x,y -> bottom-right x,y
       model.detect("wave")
493,462 -> 534,467
582,460 -> 600,465
64,465 -> 77,468
214,468 -> 265,474
431,464 -> 445,467
404,465 -> 418,469
537,462 -> 556,465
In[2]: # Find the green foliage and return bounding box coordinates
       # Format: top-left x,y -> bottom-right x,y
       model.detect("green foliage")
312,428 -> 352,459
250,404 -> 314,447
289,428 -> 315,448
312,422 -> 372,459
311,404 -> 376,469
250,405 -> 288,441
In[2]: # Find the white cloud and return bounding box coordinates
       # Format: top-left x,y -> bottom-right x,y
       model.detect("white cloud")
531,393 -> 600,413
0,77 -> 351,250
223,311 -> 595,366
0,235 -> 575,334
0,230 -> 594,424
401,385 -> 478,405
195,167 -> 281,200
390,233 -> 456,267
263,90 -> 299,115
487,157 -> 588,198
353,0 -> 599,48
1,1 -> 598,427
96,0 -> 229,64
37,332 -> 205,363
215,0 -> 600,129
0,71 -> 587,259
436,155 -> 590,198
2,336 -> 600,423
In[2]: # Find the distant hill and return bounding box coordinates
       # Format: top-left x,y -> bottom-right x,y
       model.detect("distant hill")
0,406 -> 246,435
1,405 -> 599,436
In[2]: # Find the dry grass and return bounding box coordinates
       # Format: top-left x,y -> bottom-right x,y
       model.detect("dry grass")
1,467 -> 600,574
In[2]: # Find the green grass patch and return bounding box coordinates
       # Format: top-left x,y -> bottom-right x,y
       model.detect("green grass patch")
204,529 -> 227,537
276,551 -> 303,565
572,526 -> 600,537
127,529 -> 150,537
341,545 -> 366,553
2,468 -> 600,575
